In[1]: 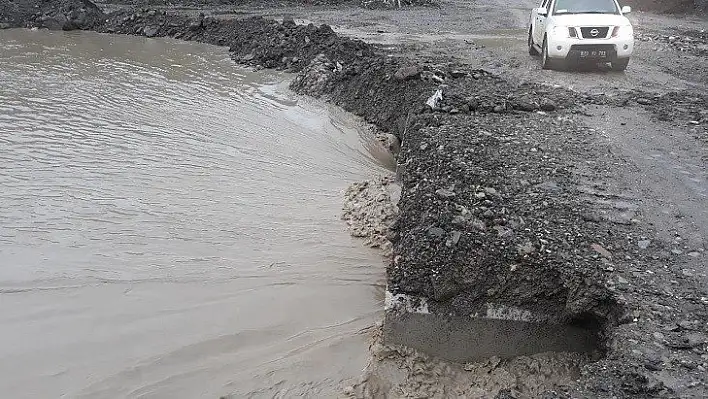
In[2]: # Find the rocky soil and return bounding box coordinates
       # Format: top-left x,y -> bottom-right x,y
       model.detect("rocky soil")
2,0 -> 707,397
624,0 -> 704,14
0,0 -> 103,29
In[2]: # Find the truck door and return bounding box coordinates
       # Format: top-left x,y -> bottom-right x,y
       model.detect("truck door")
534,0 -> 551,44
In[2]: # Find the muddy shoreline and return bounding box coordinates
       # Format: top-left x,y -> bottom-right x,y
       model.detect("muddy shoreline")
2,0 -> 707,397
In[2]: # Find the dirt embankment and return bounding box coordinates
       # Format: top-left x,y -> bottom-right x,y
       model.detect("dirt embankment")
2,1 -> 707,397
624,0 -> 707,14
0,0 -> 103,29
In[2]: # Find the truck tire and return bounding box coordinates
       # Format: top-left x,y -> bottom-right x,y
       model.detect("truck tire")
528,28 -> 539,56
542,37 -> 565,71
542,37 -> 553,69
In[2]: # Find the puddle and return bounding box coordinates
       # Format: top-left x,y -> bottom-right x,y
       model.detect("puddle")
0,29 -> 388,398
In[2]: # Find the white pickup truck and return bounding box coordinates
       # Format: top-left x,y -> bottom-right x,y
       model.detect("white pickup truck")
528,0 -> 635,71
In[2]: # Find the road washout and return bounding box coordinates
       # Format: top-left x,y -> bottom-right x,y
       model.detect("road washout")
2,0 -> 707,397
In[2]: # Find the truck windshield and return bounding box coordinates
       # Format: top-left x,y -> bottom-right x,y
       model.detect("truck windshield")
553,0 -> 619,15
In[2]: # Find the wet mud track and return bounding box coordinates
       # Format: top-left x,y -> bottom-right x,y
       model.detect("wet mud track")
2,0 -> 708,397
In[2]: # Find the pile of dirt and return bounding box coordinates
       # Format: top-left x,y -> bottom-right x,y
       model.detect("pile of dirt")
0,0 -> 103,29
96,0 -> 355,7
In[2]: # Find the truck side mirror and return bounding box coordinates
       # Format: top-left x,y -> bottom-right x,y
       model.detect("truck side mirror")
538,7 -> 548,16
621,5 -> 632,13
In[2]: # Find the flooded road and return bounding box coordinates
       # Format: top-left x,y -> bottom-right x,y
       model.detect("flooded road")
0,29 -> 387,398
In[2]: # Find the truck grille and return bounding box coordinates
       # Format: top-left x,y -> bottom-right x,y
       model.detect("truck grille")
580,27 -> 609,39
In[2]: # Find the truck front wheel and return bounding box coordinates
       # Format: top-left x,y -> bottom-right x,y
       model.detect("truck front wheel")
542,37 -> 566,71
528,28 -> 539,56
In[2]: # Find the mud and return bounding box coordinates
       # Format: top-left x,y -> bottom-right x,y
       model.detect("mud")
2,0 -> 707,397
349,329 -> 594,399
342,176 -> 400,257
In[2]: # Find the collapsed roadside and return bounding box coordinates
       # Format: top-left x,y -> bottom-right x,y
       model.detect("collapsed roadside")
2,1 -> 707,397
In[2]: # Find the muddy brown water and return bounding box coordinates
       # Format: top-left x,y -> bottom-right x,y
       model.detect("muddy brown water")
0,29 -> 390,398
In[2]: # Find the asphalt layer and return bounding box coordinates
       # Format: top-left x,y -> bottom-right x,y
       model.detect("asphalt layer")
1,0 -> 707,397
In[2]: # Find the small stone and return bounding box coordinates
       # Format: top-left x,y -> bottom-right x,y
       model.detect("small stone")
513,99 -> 537,112
446,231 -> 462,247
540,99 -> 556,112
672,249 -> 684,255
452,215 -> 467,225
282,16 -> 296,27
591,243 -> 613,259
682,269 -> 695,277
493,105 -> 504,113
517,240 -> 535,255
690,120 -> 700,125
472,73 -> 482,80
143,26 -> 159,37
644,352 -> 664,371
687,251 -> 700,258
435,188 -> 455,198
638,240 -> 651,249
427,227 -> 445,238
475,192 -> 486,199
450,108 -> 460,114
678,320 -> 693,330
394,65 -> 421,81
493,226 -> 512,238
484,187 -> 498,195
653,332 -> 666,341
636,98 -> 653,105
686,333 -> 707,348
534,181 -> 561,191
450,70 -> 467,78
617,276 -> 629,284
471,218 -> 486,231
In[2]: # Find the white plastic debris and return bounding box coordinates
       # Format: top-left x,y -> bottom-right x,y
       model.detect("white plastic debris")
425,88 -> 443,109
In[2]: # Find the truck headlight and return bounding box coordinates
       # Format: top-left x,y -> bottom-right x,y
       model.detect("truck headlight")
551,25 -> 570,38
612,24 -> 634,38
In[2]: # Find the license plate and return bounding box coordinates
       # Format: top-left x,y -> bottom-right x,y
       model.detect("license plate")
580,50 -> 607,58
